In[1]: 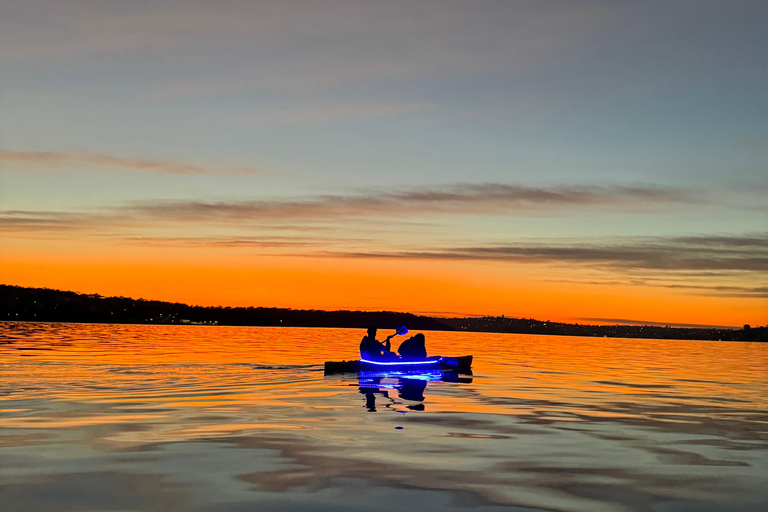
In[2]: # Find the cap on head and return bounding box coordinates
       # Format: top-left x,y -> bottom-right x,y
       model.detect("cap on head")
367,326 -> 377,334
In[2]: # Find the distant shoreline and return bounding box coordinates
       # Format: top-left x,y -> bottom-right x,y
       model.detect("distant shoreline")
2,284 -> 765,342
2,320 -> 765,345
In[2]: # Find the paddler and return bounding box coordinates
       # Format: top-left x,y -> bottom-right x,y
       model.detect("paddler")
359,326 -> 398,360
397,333 -> 427,360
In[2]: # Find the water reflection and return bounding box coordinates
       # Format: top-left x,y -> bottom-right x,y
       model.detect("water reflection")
357,371 -> 473,412
2,322 -> 768,512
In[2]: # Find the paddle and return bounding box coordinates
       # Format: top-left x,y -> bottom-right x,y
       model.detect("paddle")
381,326 -> 408,356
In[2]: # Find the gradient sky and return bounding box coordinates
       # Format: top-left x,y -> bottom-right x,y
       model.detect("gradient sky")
1,0 -> 766,326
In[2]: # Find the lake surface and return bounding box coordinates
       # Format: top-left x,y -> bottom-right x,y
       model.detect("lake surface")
1,322 -> 767,512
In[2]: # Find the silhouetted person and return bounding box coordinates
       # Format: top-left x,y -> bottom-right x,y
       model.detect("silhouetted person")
359,326 -> 397,360
397,333 -> 427,360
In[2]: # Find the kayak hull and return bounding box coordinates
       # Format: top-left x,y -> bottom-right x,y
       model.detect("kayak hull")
324,355 -> 472,374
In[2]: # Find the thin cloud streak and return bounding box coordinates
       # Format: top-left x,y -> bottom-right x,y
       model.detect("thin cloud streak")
659,284 -> 768,298
118,235 -> 371,249
545,277 -> 768,299
330,234 -> 768,274
0,149 -> 264,175
123,184 -> 701,222
0,182 -> 712,238
0,211 -> 99,232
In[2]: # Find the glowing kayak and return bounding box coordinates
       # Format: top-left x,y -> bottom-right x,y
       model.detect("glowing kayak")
324,355 -> 472,374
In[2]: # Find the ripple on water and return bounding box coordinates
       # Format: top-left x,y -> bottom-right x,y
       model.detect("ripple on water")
1,322 -> 768,512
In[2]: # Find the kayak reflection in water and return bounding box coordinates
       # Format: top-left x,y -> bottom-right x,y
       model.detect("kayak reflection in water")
397,333 -> 427,360
358,376 -> 426,412
359,326 -> 399,360
356,372 -> 472,412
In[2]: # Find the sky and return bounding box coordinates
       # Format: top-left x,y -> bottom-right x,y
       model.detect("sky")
1,0 -> 766,327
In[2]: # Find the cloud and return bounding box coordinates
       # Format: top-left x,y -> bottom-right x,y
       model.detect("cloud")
121,183 -> 700,222
4,198 -> 765,298
121,236 -> 312,248
0,149 -> 263,175
0,210 -> 98,232
657,284 -> 768,298
118,235 -> 371,249
329,233 -> 768,274
0,182 -> 707,242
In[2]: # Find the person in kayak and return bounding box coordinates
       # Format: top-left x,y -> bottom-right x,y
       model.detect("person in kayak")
359,326 -> 398,360
397,333 -> 427,360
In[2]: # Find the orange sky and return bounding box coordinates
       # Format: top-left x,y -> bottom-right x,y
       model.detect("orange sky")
3,242 -> 764,328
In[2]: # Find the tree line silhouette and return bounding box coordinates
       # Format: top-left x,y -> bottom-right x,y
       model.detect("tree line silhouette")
1,285 -> 764,342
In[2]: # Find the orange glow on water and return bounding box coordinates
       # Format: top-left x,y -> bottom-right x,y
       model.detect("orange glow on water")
2,324 -> 767,511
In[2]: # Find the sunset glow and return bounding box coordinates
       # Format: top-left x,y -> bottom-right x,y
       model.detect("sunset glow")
2,1 -> 766,327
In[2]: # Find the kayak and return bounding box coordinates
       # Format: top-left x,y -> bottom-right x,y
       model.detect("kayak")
357,370 -> 473,383
324,355 -> 473,374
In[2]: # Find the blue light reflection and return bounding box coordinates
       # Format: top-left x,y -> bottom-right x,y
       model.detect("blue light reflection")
359,357 -> 442,366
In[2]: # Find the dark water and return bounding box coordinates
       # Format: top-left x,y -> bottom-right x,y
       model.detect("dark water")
1,322 -> 767,512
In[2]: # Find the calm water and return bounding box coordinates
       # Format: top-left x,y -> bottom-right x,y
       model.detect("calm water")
1,323 -> 767,512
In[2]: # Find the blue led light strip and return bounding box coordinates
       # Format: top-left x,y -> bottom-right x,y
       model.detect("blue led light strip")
359,357 -> 442,366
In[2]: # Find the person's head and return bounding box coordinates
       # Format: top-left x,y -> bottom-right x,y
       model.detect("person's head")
367,326 -> 377,337
413,333 -> 425,346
